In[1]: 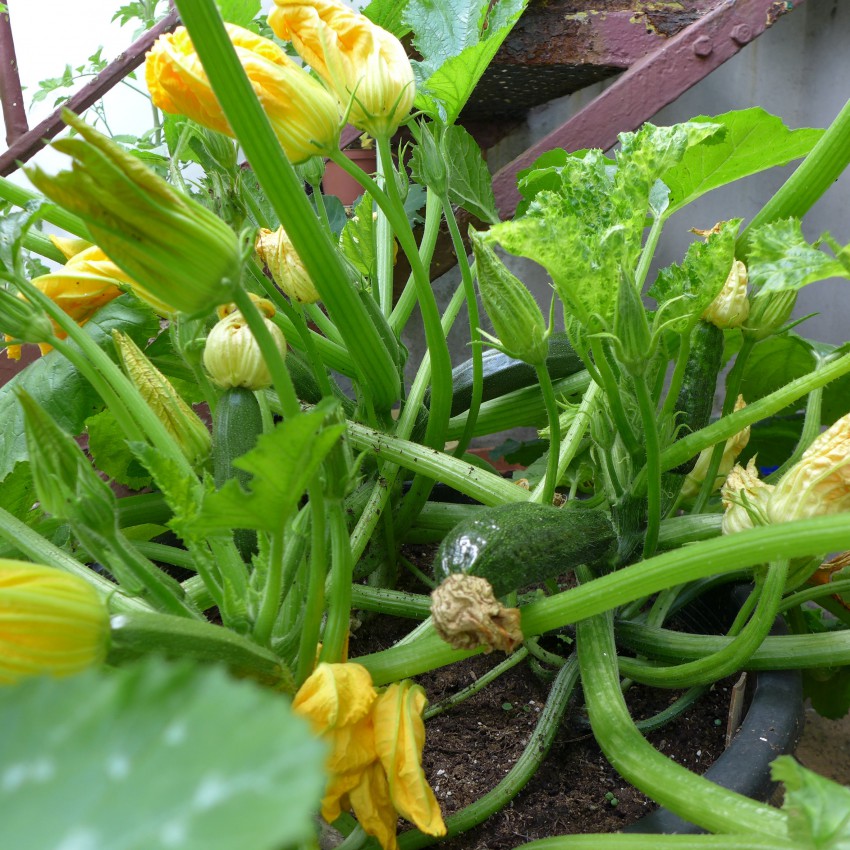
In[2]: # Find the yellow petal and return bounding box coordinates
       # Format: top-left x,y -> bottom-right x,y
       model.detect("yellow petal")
324,712 -> 377,776
292,661 -> 376,732
372,681 -> 446,837
348,761 -> 399,850
320,769 -> 361,824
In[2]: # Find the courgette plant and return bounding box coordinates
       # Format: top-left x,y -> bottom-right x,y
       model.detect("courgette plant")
1,0 -> 850,848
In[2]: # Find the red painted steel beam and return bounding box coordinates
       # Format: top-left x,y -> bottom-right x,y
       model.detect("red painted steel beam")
0,7 -> 180,177
0,3 -> 28,145
491,0 -> 804,218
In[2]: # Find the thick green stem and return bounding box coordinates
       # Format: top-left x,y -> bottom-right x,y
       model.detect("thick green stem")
0,175 -> 90,238
769,385 -> 823,481
575,587 -> 787,836
519,835 -> 790,849
389,186 -> 443,334
375,144 -> 394,317
252,528 -> 285,648
442,195 -> 483,456
296,484 -> 327,685
589,337 -> 640,457
533,362 -> 562,505
320,500 -> 354,663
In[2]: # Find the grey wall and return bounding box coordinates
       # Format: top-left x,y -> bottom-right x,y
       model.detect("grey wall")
421,0 -> 850,372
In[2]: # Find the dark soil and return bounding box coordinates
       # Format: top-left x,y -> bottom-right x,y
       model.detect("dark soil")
349,547 -> 740,849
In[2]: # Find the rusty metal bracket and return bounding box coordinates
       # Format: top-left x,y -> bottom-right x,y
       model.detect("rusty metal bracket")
491,0 -> 804,218
0,4 -> 28,146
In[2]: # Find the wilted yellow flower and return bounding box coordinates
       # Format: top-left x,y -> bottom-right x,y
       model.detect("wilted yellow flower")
256,226 -> 320,304
682,395 -> 751,501
146,23 -> 340,164
203,308 -> 287,390
269,0 -> 415,138
702,260 -> 749,330
26,111 -> 241,317
293,662 -> 446,850
767,413 -> 850,523
0,560 -> 109,684
721,458 -> 775,534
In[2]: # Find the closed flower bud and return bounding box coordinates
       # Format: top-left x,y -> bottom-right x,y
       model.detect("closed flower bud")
744,289 -> 796,341
767,412 -> 850,523
256,226 -> 321,304
470,229 -> 548,366
682,395 -> 750,501
613,268 -> 652,376
721,458 -> 774,534
269,0 -> 415,138
146,24 -> 340,164
0,560 -> 109,683
204,309 -> 287,390
702,259 -> 749,329
26,111 -> 242,317
113,331 -> 211,467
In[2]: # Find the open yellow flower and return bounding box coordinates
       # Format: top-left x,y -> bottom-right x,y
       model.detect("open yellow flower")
292,662 -> 446,850
146,23 -> 340,163
269,0 -> 415,138
5,241 -> 130,360
0,560 -> 109,684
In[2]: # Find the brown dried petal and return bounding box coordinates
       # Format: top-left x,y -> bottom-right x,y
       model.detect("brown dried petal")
430,574 -> 523,654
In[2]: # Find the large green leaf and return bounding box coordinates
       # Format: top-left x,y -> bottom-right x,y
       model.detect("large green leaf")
190,402 -> 346,535
87,409 -> 154,490
648,219 -> 740,332
444,124 -> 499,223
662,108 -> 823,217
772,756 -> 850,848
407,0 -> 527,124
0,660 -> 325,850
363,0 -> 411,38
214,0 -> 261,28
339,193 -> 376,277
739,334 -> 817,415
747,219 -> 849,293
0,295 -> 159,484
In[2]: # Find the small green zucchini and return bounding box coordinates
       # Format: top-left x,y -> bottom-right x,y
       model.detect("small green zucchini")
428,331 -> 585,417
671,320 -> 724,474
433,501 -> 616,597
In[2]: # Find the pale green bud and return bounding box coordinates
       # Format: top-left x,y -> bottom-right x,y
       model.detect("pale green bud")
721,458 -> 774,535
113,331 -> 211,467
470,230 -> 548,366
204,310 -> 287,390
613,269 -> 652,376
744,289 -> 796,341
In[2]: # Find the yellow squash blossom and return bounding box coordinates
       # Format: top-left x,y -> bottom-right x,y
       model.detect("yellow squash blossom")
0,560 -> 109,684
26,111 -> 241,317
767,412 -> 850,523
268,0 -> 415,138
146,23 -> 340,164
5,242 -> 129,360
293,662 -> 446,850
256,226 -> 321,304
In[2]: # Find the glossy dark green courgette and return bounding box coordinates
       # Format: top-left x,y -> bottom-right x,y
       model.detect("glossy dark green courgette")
427,331 -> 585,417
433,502 -> 616,596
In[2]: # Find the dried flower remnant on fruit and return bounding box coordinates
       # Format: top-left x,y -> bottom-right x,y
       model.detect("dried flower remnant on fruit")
767,412 -> 850,523
721,458 -> 775,535
703,259 -> 749,329
146,24 -> 339,163
430,573 -> 523,653
203,308 -> 287,391
0,560 -> 109,684
256,226 -> 321,304
268,0 -> 415,138
292,662 -> 445,850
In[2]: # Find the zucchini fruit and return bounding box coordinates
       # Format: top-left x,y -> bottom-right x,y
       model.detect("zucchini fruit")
433,501 -> 616,597
429,331 -> 585,417
671,320 -> 724,474
213,386 -> 263,560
